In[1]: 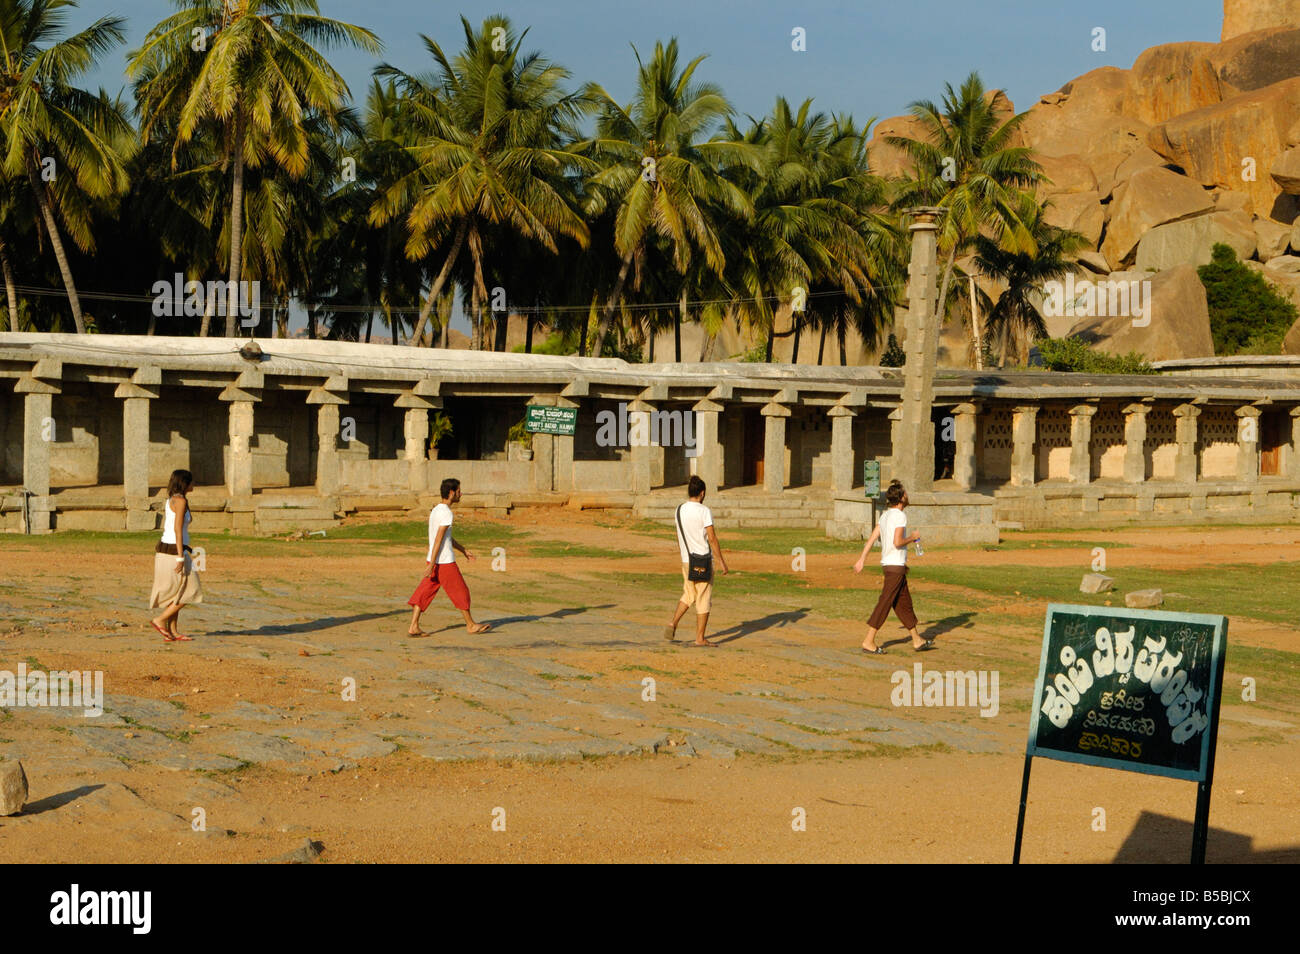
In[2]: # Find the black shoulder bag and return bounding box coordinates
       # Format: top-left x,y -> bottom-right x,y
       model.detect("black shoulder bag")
676,504 -> 714,583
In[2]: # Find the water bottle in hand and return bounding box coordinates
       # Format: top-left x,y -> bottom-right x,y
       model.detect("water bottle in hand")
913,533 -> 924,556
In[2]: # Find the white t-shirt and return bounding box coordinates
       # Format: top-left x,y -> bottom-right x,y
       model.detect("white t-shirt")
427,503 -> 455,564
675,501 -> 713,563
879,507 -> 908,566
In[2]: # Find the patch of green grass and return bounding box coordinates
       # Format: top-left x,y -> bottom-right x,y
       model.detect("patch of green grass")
522,541 -> 641,560
616,664 -> 680,677
724,527 -> 854,556
537,672 -> 560,681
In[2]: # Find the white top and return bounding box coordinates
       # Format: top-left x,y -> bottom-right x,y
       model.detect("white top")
879,507 -> 908,566
160,496 -> 191,547
426,503 -> 455,564
675,501 -> 713,563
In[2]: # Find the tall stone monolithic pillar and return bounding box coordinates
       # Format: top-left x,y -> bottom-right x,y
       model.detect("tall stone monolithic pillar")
628,399 -> 654,495
828,406 -> 856,494
692,399 -> 724,496
20,386 -> 54,532
1010,405 -> 1039,487
1123,403 -> 1149,484
1289,406 -> 1300,480
1236,405 -> 1261,482
951,403 -> 978,491
117,379 -> 159,531
226,400 -> 255,497
761,402 -> 790,495
894,208 -> 943,492
1173,404 -> 1201,484
402,406 -> 430,493
1068,404 -> 1096,484
314,402 -> 341,495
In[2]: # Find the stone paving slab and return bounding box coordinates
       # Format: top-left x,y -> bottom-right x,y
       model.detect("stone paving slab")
72,727 -> 242,772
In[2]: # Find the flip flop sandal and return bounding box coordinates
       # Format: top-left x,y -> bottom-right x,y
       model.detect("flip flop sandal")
170,634 -> 194,642
861,646 -> 886,655
151,621 -> 176,641
913,641 -> 936,652
662,626 -> 676,642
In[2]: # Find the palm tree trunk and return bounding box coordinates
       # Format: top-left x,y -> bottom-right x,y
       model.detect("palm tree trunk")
308,303 -> 318,340
968,274 -> 984,370
839,326 -> 848,367
468,223 -> 490,351
439,288 -> 452,348
933,242 -> 959,361
525,313 -> 534,354
764,322 -> 775,362
791,314 -> 801,364
413,220 -> 468,347
27,161 -> 85,334
675,288 -> 686,362
592,248 -> 636,359
0,240 -> 18,333
225,115 -> 246,338
817,324 -> 827,365
200,290 -> 216,337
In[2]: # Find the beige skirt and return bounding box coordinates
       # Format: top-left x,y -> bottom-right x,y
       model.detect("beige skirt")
149,552 -> 203,608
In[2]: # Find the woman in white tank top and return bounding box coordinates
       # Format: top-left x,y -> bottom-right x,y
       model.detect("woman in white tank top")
150,469 -> 203,641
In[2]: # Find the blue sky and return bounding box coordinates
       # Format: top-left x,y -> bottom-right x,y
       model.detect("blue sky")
94,0 -> 1223,126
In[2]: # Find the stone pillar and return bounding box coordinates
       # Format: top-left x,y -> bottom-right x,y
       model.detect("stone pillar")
314,402 -> 341,495
402,406 -> 430,493
1289,406 -> 1300,480
226,400 -> 255,497
1173,403 -> 1201,484
529,396 -> 555,492
628,400 -> 654,495
951,403 -> 978,491
894,207 -> 943,492
886,406 -> 903,486
829,405 -> 856,493
1236,405 -> 1261,482
1122,403 -> 1149,484
1068,404 -> 1096,484
553,397 -> 578,493
692,399 -> 724,495
20,389 -> 54,532
761,402 -> 790,495
116,377 -> 159,531
1010,405 -> 1039,487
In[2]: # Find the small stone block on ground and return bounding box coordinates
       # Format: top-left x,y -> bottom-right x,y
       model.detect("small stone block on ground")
1080,573 -> 1114,594
1125,588 -> 1164,608
0,759 -> 28,815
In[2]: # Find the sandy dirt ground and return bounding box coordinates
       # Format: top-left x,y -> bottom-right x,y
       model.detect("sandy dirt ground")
0,511 -> 1297,863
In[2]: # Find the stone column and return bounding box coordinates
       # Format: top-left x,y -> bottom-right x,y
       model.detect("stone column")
628,399 -> 654,495
116,378 -> 159,531
225,400 -> 255,497
1122,403 -> 1149,484
886,406 -> 903,486
894,208 -> 943,492
529,396 -> 555,492
1010,405 -> 1039,487
761,402 -> 790,495
1068,404 -> 1096,484
1173,403 -> 1201,484
313,402 -> 341,495
1236,405 -> 1261,482
829,405 -> 856,493
951,402 -> 978,491
1289,406 -> 1300,480
553,397 -> 578,493
692,399 -> 724,495
20,389 -> 53,532
402,406 -> 430,493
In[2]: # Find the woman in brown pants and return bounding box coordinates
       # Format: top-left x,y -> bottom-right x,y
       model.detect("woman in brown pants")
852,480 -> 934,654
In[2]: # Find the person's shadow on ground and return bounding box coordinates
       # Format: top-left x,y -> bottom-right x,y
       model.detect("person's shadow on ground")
205,610 -> 402,638
880,612 -> 976,649
711,608 -> 811,644
421,604 -> 616,636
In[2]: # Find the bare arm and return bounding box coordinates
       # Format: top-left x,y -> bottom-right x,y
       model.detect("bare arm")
853,525 -> 880,573
705,525 -> 728,574
893,526 -> 921,548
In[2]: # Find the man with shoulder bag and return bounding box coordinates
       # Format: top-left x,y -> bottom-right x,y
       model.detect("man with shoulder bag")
663,475 -> 730,646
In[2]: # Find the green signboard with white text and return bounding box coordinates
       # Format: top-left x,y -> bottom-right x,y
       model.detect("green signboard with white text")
862,460 -> 880,496
525,405 -> 577,436
1027,604 -> 1227,782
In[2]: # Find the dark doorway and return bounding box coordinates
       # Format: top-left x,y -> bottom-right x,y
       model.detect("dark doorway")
1261,410 -> 1285,477
743,408 -> 764,486
933,406 -> 955,481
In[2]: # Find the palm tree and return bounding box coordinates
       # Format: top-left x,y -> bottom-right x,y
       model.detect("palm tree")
130,0 -> 380,336
371,15 -> 591,350
974,192 -> 1089,365
0,0 -> 133,333
887,72 -> 1042,368
579,39 -> 756,358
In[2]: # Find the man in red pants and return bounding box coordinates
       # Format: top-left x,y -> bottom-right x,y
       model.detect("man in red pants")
407,478 -> 491,636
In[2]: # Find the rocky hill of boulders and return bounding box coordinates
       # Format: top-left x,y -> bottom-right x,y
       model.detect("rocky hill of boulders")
865,0 -> 1300,365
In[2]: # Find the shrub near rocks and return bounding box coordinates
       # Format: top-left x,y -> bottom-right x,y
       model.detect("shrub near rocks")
1037,337 -> 1154,374
1198,242 -> 1299,353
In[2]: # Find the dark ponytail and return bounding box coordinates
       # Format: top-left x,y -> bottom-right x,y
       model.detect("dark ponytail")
167,469 -> 193,498
885,479 -> 906,506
